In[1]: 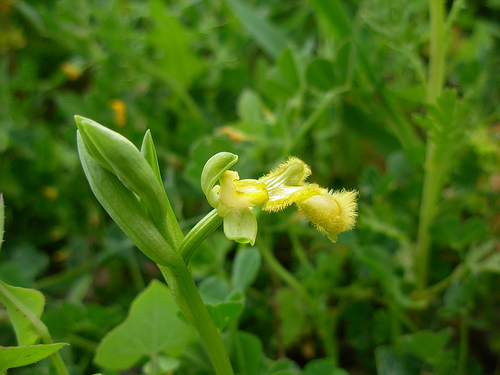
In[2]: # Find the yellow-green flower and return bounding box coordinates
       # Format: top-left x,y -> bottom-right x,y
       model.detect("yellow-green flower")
202,153 -> 358,245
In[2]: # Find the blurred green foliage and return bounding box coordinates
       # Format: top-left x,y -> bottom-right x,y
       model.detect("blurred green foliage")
0,0 -> 499,374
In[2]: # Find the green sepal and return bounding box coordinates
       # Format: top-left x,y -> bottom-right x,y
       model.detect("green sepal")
223,207 -> 258,246
141,130 -> 163,187
141,130 -> 183,248
75,116 -> 169,231
77,132 -> 176,266
201,152 -> 238,208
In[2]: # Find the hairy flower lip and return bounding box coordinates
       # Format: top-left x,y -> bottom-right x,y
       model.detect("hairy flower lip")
297,190 -> 358,242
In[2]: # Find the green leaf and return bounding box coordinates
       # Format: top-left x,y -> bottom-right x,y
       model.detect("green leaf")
237,89 -> 265,132
275,287 -> 306,348
223,207 -> 258,246
77,133 -> 176,266
262,68 -> 296,100
265,358 -> 301,375
232,247 -> 261,291
306,59 -> 336,91
398,329 -> 453,364
303,358 -> 349,375
232,330 -> 264,375
477,251 -> 500,274
199,275 -> 231,304
0,281 -> 44,346
147,0 -> 204,88
224,0 -> 288,59
94,280 -> 197,370
199,277 -> 245,329
374,345 -> 418,375
306,0 -> 353,40
206,299 -> 244,330
278,47 -> 301,90
201,152 -> 239,208
335,40 -> 356,86
142,355 -> 181,374
0,343 -> 68,373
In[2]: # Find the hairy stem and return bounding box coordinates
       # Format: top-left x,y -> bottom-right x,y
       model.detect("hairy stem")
415,0 -> 447,291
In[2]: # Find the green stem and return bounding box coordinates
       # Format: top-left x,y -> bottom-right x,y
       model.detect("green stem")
159,260 -> 234,375
415,0 -> 447,291
0,194 -> 4,251
258,238 -> 338,361
415,144 -> 446,290
258,240 -> 312,305
126,249 -> 146,292
288,230 -> 314,274
427,0 -> 446,104
179,209 -> 223,264
445,0 -> 467,34
315,299 -> 339,366
67,334 -> 98,353
456,312 -> 469,375
285,87 -> 347,155
356,51 -> 424,156
414,264 -> 466,301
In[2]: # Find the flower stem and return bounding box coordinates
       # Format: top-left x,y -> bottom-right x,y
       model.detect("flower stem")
179,209 -> 223,264
160,260 -> 234,375
158,212 -> 233,375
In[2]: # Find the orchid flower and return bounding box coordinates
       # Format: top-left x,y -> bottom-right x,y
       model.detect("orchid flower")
202,154 -> 358,244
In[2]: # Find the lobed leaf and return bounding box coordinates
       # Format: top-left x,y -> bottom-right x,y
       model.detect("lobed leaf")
94,280 -> 196,370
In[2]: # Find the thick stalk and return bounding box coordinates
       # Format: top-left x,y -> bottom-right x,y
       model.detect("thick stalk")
415,0 -> 446,291
159,257 -> 234,375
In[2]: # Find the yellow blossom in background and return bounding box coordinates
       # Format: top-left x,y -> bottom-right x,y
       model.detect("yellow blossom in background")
60,62 -> 82,81
110,99 -> 127,127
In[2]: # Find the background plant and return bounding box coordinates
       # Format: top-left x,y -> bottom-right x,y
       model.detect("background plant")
0,0 -> 499,374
